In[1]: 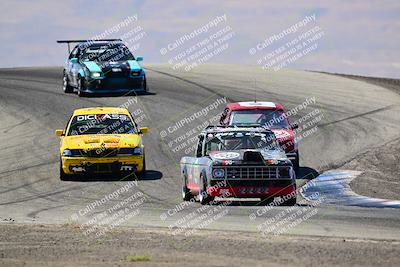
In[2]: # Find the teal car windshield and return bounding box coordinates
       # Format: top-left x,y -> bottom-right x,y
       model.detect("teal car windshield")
81,45 -> 135,62
205,132 -> 279,153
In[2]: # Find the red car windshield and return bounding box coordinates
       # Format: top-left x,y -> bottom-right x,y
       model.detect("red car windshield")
230,110 -> 289,129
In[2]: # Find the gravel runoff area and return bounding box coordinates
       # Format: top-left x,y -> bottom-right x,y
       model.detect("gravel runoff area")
328,73 -> 400,200
0,223 -> 399,267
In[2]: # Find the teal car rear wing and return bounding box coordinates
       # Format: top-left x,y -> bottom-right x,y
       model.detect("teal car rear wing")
57,39 -> 122,53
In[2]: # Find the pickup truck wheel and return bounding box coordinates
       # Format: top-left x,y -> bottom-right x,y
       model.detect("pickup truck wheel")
260,197 -> 274,205
198,175 -> 214,205
281,195 -> 297,206
181,184 -> 193,201
181,170 -> 193,201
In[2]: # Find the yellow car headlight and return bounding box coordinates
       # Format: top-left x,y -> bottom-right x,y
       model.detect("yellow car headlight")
62,149 -> 81,157
63,149 -> 72,156
117,147 -> 142,156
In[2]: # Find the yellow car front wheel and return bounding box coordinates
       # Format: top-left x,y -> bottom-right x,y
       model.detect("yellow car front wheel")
59,159 -> 73,181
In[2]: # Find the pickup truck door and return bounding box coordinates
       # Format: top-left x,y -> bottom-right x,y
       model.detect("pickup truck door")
186,135 -> 205,188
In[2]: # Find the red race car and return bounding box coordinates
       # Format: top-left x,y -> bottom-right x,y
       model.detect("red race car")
219,101 -> 299,173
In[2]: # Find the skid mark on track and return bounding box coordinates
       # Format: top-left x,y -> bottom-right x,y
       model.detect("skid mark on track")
1,118 -> 30,133
0,83 -> 103,106
26,205 -> 66,219
301,170 -> 400,208
0,177 -> 50,194
0,76 -> 59,86
145,67 -> 235,102
318,104 -> 396,128
0,161 -> 57,179
0,184 -> 96,206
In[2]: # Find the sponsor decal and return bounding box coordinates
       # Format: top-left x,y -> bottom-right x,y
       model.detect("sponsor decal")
213,152 -> 240,159
237,187 -> 268,194
272,129 -> 291,139
238,101 -> 276,108
76,114 -> 128,122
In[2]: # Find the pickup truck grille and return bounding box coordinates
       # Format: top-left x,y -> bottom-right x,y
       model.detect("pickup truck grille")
223,166 -> 291,179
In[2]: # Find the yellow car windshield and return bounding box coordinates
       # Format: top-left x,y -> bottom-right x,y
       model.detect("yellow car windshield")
67,114 -> 136,136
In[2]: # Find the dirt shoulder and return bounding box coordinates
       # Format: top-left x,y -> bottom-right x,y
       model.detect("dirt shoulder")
0,223 -> 399,267
345,137 -> 400,200
330,73 -> 400,200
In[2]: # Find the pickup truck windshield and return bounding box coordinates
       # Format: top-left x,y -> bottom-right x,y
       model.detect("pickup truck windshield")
205,131 -> 278,153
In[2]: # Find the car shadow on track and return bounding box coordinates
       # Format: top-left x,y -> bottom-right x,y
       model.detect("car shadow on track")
76,91 -> 156,98
138,170 -> 163,181
68,170 -> 163,182
297,166 -> 319,180
214,200 -> 313,207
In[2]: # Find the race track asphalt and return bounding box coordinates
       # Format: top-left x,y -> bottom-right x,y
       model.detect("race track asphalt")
1,64 -> 400,241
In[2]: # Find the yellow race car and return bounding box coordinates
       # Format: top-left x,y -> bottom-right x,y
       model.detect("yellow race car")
55,107 -> 148,180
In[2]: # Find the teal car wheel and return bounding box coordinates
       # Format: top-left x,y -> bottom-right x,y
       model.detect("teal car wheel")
62,72 -> 73,93
77,77 -> 87,97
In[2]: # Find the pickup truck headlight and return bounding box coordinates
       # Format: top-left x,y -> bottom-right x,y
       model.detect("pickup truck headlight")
212,168 -> 225,178
91,72 -> 101,78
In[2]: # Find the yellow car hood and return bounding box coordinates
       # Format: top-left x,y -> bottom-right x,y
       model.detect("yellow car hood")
62,134 -> 140,150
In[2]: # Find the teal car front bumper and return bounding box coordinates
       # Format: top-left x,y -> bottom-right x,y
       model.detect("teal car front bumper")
84,75 -> 146,94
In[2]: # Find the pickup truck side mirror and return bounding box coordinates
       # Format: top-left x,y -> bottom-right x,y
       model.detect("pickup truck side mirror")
136,56 -> 143,62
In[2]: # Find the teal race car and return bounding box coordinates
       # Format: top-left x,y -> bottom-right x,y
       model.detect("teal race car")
57,39 -> 147,96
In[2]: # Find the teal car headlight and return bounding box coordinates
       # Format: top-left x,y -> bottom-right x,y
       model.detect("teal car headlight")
212,168 -> 225,179
131,70 -> 142,76
90,72 -> 101,78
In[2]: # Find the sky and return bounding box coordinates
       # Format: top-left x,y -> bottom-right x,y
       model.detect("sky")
1,0 -> 399,78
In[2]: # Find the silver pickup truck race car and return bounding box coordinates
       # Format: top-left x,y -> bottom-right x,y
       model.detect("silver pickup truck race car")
180,126 -> 297,205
